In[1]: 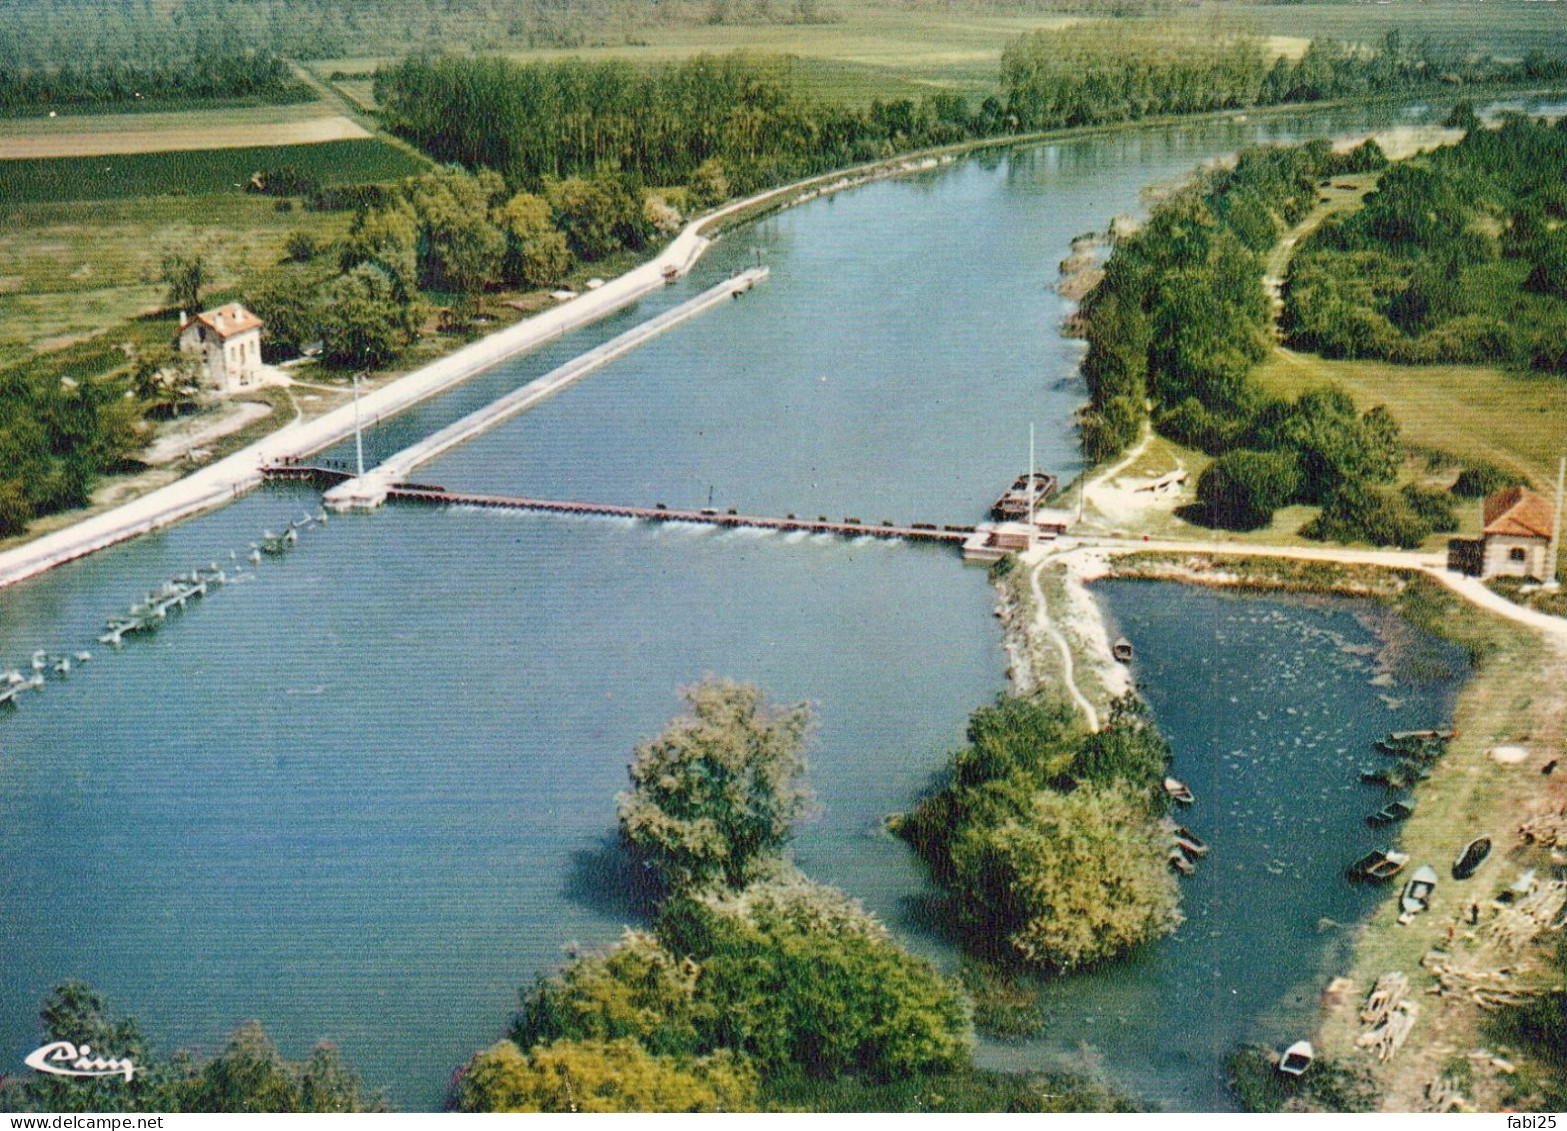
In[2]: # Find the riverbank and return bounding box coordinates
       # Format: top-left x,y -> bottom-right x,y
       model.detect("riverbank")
6,84 -> 1562,591
994,542 -> 1567,1111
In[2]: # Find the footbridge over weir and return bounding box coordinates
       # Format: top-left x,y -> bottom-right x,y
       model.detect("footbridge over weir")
322,267 -> 767,511
260,466 -> 977,550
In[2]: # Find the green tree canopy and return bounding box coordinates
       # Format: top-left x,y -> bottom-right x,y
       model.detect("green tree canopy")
1196,448 -> 1304,531
618,679 -> 814,893
318,263 -> 416,369
455,1038 -> 756,1113
160,251 -> 207,313
951,783 -> 1182,971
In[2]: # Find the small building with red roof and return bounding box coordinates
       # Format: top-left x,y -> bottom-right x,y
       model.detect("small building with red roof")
177,303 -> 264,395
1480,484 -> 1555,581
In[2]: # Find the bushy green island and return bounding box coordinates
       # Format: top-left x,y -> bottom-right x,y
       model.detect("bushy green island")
455,678 -> 1137,1113
892,691 -> 1181,972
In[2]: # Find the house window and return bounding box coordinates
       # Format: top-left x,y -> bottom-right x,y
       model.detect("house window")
1510,547 -> 1527,562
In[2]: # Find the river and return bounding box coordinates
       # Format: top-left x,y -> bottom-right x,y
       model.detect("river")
1,97 -> 1540,1110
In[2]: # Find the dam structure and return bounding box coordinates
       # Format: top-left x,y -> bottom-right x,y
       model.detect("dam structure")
322,267 -> 769,511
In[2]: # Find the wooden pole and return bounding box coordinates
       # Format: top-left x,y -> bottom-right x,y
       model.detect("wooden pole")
1547,454 -> 1565,590
1027,423 -> 1037,553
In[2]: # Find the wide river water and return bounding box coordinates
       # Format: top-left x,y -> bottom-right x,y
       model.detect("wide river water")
3,98 -> 1538,1110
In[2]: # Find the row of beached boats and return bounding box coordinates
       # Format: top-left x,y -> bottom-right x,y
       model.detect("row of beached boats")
1345,727 -> 1494,926
1276,728 -> 1474,1078
0,512 -> 323,719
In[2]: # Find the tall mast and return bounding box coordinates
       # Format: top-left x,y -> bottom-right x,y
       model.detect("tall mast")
1027,423 -> 1037,553
1548,453 -> 1565,590
353,372 -> 365,481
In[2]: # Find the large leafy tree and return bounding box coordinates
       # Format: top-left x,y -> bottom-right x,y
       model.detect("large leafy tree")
617,679 -> 814,893
951,783 -> 1182,971
339,200 -> 420,295
1196,448 -> 1304,531
318,264 -> 416,370
494,190 -> 572,288
547,176 -> 650,262
657,880 -> 974,1082
406,168 -> 508,296
160,251 -> 207,314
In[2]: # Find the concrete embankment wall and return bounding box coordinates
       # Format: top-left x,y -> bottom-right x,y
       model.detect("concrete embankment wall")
0,226 -> 719,590
0,148 -> 952,591
327,268 -> 767,508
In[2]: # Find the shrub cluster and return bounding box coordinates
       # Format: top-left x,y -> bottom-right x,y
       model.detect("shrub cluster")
893,692 -> 1182,971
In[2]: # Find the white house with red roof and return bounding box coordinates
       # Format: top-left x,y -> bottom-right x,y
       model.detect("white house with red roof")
1480,484 -> 1556,581
177,303 -> 264,395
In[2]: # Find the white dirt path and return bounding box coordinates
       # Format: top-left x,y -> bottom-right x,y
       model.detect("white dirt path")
1029,556 -> 1101,731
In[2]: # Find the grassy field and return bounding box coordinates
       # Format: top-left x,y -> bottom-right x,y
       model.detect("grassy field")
0,138 -> 429,204
308,8 -> 1086,107
0,194 -> 352,359
311,0 -> 1567,109
0,102 -> 369,159
1188,0 -> 1567,61
1257,348 -> 1567,491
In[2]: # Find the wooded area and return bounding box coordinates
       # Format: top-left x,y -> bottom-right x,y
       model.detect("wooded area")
0,54 -> 307,111
1285,114 -> 1567,374
1076,132 -> 1506,547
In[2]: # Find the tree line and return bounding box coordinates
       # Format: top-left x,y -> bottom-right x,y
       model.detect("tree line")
248,164 -> 671,371
0,0 -> 832,72
1284,113 -> 1567,375
0,53 -> 307,112
1001,25 -> 1567,132
0,982 -> 382,1113
373,27 -> 1567,214
374,53 -> 977,198
0,357 -> 145,538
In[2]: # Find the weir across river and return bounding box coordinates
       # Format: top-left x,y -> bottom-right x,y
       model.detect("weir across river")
260,464 -> 974,547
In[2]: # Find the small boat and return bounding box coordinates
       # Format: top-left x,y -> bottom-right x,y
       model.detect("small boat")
1347,848 -> 1409,882
1168,849 -> 1196,876
51,656 -> 70,675
1173,826 -> 1208,857
1278,1040 -> 1314,1077
1163,776 -> 1194,805
1400,865 -> 1438,916
1375,737 -> 1444,760
1112,637 -> 1134,663
1360,761 -> 1429,788
1367,799 -> 1416,826
1452,837 -> 1492,880
1389,728 -> 1456,743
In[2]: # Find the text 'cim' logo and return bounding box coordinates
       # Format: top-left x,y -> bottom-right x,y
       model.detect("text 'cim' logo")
24,1041 -> 136,1082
